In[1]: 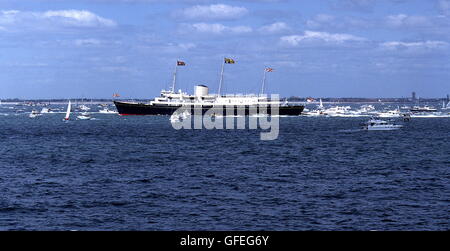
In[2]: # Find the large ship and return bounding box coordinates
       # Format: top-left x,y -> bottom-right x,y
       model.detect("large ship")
114,59 -> 304,116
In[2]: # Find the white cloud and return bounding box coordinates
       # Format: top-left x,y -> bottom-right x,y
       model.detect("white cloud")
42,10 -> 116,27
183,22 -> 252,34
73,38 -> 121,47
75,38 -> 103,46
175,4 -> 248,20
385,14 -> 431,28
380,41 -> 448,50
280,30 -> 366,46
306,14 -> 335,29
159,42 -> 197,54
258,22 -> 290,33
177,43 -> 196,50
438,0 -> 450,15
306,14 -> 370,30
0,9 -> 117,31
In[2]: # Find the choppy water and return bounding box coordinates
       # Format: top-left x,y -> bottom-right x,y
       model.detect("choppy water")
0,105 -> 449,230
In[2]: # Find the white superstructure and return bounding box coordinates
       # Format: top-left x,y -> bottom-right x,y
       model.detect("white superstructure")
149,85 -> 283,107
363,119 -> 403,131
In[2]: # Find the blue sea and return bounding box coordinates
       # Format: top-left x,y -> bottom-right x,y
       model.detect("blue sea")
0,105 -> 449,230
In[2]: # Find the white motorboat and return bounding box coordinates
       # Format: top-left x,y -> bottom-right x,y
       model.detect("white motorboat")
29,110 -> 42,118
363,119 -> 403,131
377,108 -> 401,118
410,105 -> 437,112
322,106 -> 351,116
78,104 -> 90,111
304,109 -> 327,116
98,107 -> 118,114
77,110 -> 92,120
77,115 -> 92,120
41,107 -> 52,113
169,110 -> 191,123
357,104 -> 375,113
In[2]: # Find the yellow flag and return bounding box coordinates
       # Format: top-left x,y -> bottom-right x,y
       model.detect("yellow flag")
224,58 -> 235,64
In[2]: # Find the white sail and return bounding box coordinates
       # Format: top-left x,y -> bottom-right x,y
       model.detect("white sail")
64,101 -> 71,120
319,98 -> 324,109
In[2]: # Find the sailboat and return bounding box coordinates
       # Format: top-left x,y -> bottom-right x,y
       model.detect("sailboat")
63,101 -> 71,121
442,100 -> 450,110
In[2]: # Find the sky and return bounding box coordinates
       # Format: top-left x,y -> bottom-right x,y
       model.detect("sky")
0,0 -> 449,99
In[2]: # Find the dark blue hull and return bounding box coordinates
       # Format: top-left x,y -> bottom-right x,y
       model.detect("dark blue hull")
113,101 -> 304,116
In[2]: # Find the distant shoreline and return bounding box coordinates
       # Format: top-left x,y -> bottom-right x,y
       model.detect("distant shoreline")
0,97 -> 447,104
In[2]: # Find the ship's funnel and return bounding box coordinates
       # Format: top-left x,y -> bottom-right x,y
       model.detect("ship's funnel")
195,85 -> 209,97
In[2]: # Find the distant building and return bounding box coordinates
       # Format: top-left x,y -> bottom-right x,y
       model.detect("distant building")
447,94 -> 449,102
412,92 -> 417,101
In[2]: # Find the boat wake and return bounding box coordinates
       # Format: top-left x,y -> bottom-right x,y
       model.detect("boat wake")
338,129 -> 365,133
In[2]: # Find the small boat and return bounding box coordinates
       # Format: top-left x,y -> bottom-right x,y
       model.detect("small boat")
77,114 -> 92,120
322,106 -> 351,116
304,109 -> 327,116
410,106 -> 437,112
442,101 -> 450,110
402,113 -> 412,122
357,104 -> 375,113
29,110 -> 42,118
98,107 -> 117,114
41,107 -> 52,113
363,119 -> 403,131
318,98 -> 324,110
377,108 -> 401,118
63,101 -> 71,121
169,110 -> 190,123
78,104 -> 90,111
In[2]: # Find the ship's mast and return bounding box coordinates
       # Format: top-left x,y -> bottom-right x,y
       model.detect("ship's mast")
171,61 -> 178,93
218,58 -> 225,97
260,67 -> 273,97
260,67 -> 267,96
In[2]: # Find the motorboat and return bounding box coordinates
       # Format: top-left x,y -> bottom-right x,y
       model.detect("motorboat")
99,107 -> 118,114
77,114 -> 92,120
363,119 -> 403,131
357,104 -> 375,113
29,110 -> 42,118
41,107 -> 52,113
377,108 -> 401,118
410,106 -> 437,112
78,104 -> 90,111
169,110 -> 191,123
322,106 -> 351,116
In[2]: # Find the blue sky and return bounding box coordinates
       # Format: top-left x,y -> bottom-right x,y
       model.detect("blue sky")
0,0 -> 449,99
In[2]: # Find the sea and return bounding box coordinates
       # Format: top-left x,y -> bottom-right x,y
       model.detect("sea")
0,103 -> 449,230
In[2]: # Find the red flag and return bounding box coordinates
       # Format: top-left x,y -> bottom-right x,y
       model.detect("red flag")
112,93 -> 120,97
177,61 -> 186,66
265,67 -> 274,72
